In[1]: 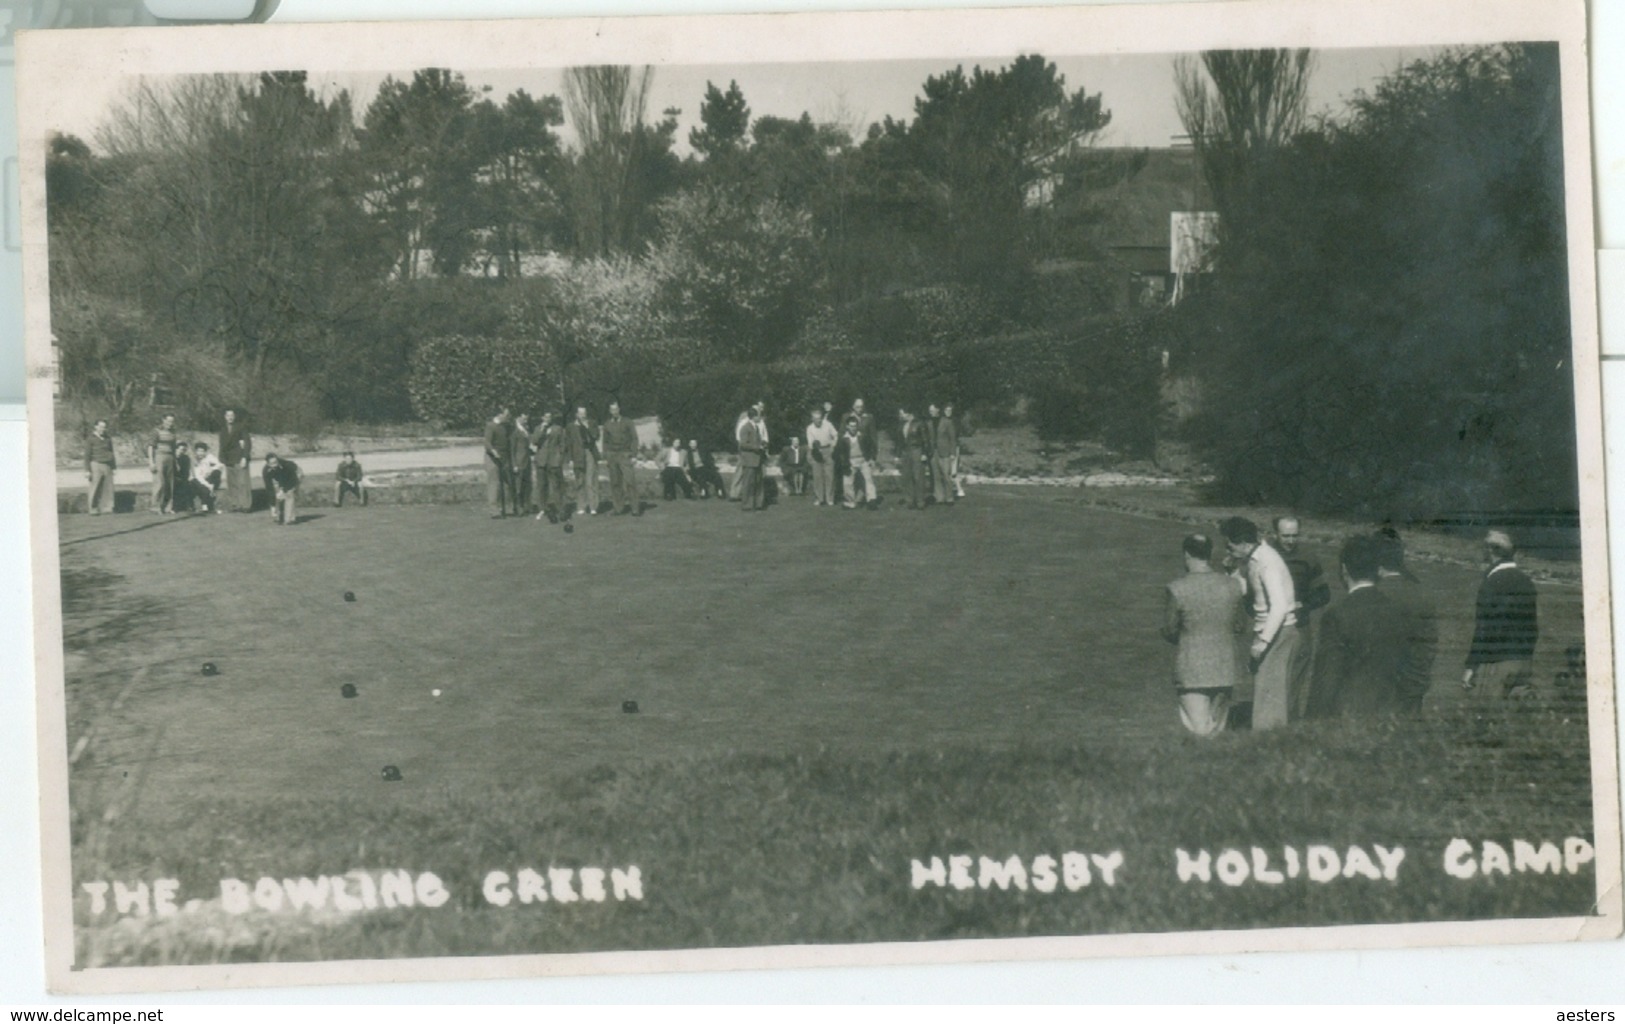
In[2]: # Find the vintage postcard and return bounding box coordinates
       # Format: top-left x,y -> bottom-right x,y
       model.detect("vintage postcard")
14,0 -> 1618,995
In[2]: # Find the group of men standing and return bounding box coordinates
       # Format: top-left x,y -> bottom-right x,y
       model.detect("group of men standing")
628,397 -> 970,515
483,402 -> 641,521
1162,515 -> 1539,736
83,408 -> 256,517
720,397 -> 965,513
86,396 -> 968,524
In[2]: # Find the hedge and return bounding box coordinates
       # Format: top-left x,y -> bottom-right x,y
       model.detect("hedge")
408,335 -> 558,429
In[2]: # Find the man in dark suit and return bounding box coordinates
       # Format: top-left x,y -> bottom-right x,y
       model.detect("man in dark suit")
1376,528 -> 1438,712
600,401 -> 639,515
218,407 -> 252,513
943,402 -> 967,499
898,408 -> 930,510
688,440 -> 726,498
1306,534 -> 1411,718
509,413 -> 534,515
1462,529 -> 1539,701
483,406 -> 513,519
737,408 -> 767,511
533,412 -> 568,523
566,406 -> 601,515
1162,533 -> 1248,736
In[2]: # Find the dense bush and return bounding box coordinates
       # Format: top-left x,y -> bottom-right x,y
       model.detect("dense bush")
408,335 -> 556,429
647,187 -> 821,362
504,257 -> 697,417
246,366 -> 329,448
1018,315 -> 1169,457
323,278 -> 522,423
1184,44 -> 1576,518
1023,262 -> 1123,327
831,285 -> 1003,353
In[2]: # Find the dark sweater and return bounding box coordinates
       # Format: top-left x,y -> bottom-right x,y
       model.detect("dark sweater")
85,433 -> 115,469
1466,564 -> 1538,666
262,460 -> 302,493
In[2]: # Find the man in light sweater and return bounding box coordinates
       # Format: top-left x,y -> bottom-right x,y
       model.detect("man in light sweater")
805,406 -> 838,507
1220,515 -> 1298,730
191,442 -> 225,513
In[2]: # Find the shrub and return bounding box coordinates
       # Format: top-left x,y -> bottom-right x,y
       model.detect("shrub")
237,365 -> 331,450
831,285 -> 1003,353
326,278 -> 523,423
647,187 -> 822,362
1180,45 -> 1576,518
408,335 -> 557,429
146,344 -> 242,428
1020,315 -> 1167,457
504,257 -> 692,418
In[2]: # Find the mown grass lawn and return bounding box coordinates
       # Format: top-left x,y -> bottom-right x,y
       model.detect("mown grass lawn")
55,489 -> 1597,966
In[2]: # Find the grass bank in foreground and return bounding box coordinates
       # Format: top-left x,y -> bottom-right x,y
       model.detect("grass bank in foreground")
73,703 -> 1596,967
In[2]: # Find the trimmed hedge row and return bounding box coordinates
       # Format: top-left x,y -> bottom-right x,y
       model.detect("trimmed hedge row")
408,335 -> 558,430
408,335 -> 685,428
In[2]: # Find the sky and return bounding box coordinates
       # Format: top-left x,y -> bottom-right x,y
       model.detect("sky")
66,46 -> 1432,153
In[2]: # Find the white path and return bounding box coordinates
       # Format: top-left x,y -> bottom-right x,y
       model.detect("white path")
57,443 -> 490,491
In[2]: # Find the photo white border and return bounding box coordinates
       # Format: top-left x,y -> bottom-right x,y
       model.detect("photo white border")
11,0 -> 1619,997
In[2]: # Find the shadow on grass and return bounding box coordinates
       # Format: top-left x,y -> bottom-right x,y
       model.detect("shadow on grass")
61,513 -> 209,548
60,564 -> 170,655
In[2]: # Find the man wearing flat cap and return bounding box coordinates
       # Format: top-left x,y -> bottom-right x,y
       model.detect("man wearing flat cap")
1462,529 -> 1539,701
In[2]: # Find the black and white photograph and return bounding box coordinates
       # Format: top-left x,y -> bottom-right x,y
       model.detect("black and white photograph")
13,0 -> 1620,994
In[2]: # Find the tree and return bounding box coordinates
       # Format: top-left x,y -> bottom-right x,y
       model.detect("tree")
1183,44 -> 1574,518
743,114 -> 856,306
468,89 -> 567,277
853,55 -> 1112,305
647,185 -> 821,362
1174,49 -> 1315,230
562,65 -> 680,256
44,133 -> 99,211
689,79 -> 750,163
743,114 -> 851,205
358,69 -> 483,278
85,73 -> 372,393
